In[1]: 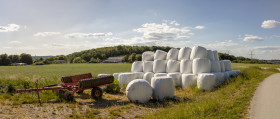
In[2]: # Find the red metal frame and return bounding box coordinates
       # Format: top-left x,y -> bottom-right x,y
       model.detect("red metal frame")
18,73 -> 110,96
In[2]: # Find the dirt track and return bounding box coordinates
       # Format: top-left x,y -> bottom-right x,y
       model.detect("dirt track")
250,73 -> 280,119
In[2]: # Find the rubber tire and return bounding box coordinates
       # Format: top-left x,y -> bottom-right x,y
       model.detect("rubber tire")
76,90 -> 84,94
64,91 -> 74,101
91,87 -> 103,100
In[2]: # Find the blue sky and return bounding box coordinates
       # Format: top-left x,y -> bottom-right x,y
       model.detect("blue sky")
0,0 -> 279,60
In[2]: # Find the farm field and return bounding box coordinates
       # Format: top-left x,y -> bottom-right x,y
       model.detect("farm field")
0,63 -> 279,118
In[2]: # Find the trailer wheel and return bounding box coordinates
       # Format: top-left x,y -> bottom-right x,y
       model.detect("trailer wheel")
76,90 -> 84,94
64,91 -> 74,101
91,87 -> 103,100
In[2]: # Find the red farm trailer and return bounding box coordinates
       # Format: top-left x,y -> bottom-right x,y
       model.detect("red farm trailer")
18,73 -> 114,103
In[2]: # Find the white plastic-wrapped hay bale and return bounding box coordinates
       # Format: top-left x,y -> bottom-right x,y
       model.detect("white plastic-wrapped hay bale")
222,60 -> 232,71
142,51 -> 154,61
134,72 -> 144,79
131,61 -> 143,72
214,72 -> 225,86
190,46 -> 207,60
154,73 -> 167,77
207,50 -> 215,61
181,74 -> 197,88
143,72 -> 154,84
211,61 -> 221,72
153,60 -> 167,73
227,70 -> 240,77
178,47 -> 192,60
118,73 -> 138,88
143,61 -> 153,72
224,72 -> 230,81
113,73 -> 120,79
126,79 -> 153,103
213,50 -> 219,61
180,59 -> 192,74
154,50 -> 167,60
166,48 -> 179,60
220,61 -> 225,72
98,74 -> 111,77
151,77 -> 174,101
227,71 -> 235,77
167,73 -> 181,87
166,60 -> 180,73
197,73 -> 217,91
233,70 -> 241,75
192,58 -> 211,74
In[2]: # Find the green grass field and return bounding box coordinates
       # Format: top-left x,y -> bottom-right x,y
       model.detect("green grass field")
0,63 -> 131,89
0,63 -> 131,79
0,63 -> 279,118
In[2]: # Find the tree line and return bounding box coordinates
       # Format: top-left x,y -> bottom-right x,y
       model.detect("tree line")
219,53 -> 265,64
40,46 -> 266,64
0,53 -> 33,66
0,46 -> 266,66
42,45 -> 172,64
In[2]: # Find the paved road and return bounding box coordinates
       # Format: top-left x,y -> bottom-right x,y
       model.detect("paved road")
250,73 -> 280,119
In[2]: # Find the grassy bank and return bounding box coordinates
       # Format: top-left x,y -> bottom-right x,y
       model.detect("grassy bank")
145,67 -> 279,119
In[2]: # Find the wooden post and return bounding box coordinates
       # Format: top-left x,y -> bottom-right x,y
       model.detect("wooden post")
36,80 -> 42,106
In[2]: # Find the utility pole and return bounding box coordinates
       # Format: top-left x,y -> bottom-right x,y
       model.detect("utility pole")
249,49 -> 255,59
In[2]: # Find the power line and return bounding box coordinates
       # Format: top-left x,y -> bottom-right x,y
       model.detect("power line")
249,49 -> 255,59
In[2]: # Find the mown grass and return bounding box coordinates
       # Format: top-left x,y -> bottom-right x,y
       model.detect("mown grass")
232,63 -> 280,70
144,67 -> 279,119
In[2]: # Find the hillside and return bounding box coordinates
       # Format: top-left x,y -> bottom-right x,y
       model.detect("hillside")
66,45 -> 172,63
39,45 -> 266,64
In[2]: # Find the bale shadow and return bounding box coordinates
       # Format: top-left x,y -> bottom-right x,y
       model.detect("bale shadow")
81,96 -> 191,109
135,96 -> 191,108
80,98 -> 129,109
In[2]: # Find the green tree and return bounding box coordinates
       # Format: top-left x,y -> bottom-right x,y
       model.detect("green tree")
0,54 -> 12,66
128,53 -> 136,63
96,58 -> 100,63
123,55 -> 128,62
20,53 -> 33,64
135,54 -> 142,61
57,55 -> 67,60
89,57 -> 100,63
43,59 -> 51,64
73,57 -> 86,63
8,55 -> 20,63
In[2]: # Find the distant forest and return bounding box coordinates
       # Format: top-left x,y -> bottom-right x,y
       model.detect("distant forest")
0,45 -> 267,66
42,45 -> 266,64
43,45 -> 172,64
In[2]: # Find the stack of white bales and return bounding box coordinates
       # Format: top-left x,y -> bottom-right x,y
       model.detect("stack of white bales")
110,45 -> 240,103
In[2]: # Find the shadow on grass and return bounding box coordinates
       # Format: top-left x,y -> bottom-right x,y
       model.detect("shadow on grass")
80,95 -> 191,109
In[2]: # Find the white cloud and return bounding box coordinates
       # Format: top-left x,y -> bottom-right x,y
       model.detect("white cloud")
51,43 -> 64,46
198,40 -> 239,50
66,32 -> 113,38
102,21 -> 203,46
133,22 -> 192,41
261,20 -> 280,29
271,35 -> 280,38
194,25 -> 205,29
9,41 -> 21,44
243,34 -> 264,42
254,46 -> 280,51
34,32 -> 61,37
169,20 -> 180,26
0,24 -> 20,32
